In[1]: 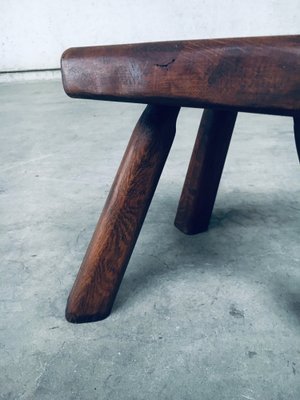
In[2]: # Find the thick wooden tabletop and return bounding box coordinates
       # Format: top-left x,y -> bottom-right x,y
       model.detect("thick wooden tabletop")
61,36 -> 300,116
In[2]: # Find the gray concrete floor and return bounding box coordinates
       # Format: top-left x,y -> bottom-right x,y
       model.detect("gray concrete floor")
1,80 -> 300,400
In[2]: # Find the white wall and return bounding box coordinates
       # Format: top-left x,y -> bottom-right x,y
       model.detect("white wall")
1,0 -> 299,72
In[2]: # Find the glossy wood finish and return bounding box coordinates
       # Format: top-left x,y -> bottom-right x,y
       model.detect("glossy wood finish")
66,104 -> 180,323
294,116 -> 300,162
175,109 -> 237,234
61,35 -> 300,116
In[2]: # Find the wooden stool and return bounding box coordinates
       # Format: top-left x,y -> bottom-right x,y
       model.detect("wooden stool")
61,35 -> 300,323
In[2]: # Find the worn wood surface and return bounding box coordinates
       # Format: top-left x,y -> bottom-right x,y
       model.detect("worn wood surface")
61,35 -> 300,116
294,116 -> 300,162
175,109 -> 237,234
66,104 -> 180,323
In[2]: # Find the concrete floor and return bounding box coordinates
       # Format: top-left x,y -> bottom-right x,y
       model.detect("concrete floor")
1,80 -> 300,400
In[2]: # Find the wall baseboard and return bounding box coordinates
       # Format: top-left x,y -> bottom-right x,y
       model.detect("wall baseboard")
0,69 -> 61,83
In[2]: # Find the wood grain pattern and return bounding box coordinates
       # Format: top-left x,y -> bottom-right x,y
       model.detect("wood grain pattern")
294,116 -> 300,162
175,109 -> 237,234
66,104 -> 180,323
61,35 -> 300,116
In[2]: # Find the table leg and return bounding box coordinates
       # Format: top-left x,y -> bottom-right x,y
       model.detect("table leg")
175,109 -> 237,235
66,104 -> 180,323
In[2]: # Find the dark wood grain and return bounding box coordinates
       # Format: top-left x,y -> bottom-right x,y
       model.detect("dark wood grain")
175,109 -> 237,234
66,104 -> 180,323
294,116 -> 300,162
61,35 -> 300,116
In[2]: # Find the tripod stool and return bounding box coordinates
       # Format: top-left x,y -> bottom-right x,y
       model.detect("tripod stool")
61,35 -> 300,323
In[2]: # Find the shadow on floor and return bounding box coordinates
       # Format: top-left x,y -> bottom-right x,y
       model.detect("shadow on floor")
112,192 -> 300,322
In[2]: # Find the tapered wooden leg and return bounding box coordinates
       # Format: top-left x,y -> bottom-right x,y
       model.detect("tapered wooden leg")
175,109 -> 237,235
66,104 -> 180,323
294,116 -> 300,162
